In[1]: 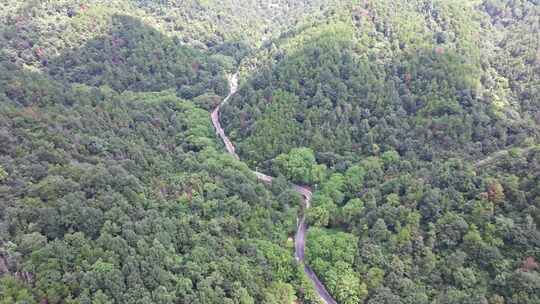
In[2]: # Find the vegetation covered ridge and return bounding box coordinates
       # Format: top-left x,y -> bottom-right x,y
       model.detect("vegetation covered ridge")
220,1 -> 540,303
211,72 -> 337,304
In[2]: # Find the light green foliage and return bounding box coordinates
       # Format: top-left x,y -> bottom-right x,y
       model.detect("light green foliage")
366,267 -> 385,290
344,165 -> 365,194
256,240 -> 296,282
0,165 -> 7,182
306,206 -> 330,227
310,193 -> 338,223
385,193 -> 400,206
18,232 -> 47,255
92,259 -> 115,273
326,263 -> 367,304
306,228 -> 360,304
273,147 -> 316,184
306,228 -> 357,269
311,163 -> 328,185
0,277 -> 36,304
297,265 -> 325,304
320,174 -> 346,206
264,282 -> 296,304
381,150 -> 400,166
1,1 -> 539,303
342,198 -> 364,223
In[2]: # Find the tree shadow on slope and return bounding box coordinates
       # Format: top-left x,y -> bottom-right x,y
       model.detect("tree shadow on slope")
221,21 -> 538,168
45,14 -> 227,98
0,13 -> 294,304
216,19 -> 540,304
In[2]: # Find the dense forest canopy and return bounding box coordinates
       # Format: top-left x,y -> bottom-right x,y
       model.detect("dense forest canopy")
0,1 -> 321,303
222,0 -> 539,166
220,0 -> 540,303
1,0 -> 539,304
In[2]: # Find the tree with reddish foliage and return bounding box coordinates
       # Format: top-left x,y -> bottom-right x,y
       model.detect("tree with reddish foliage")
487,181 -> 505,203
35,47 -> 45,58
435,47 -> 445,55
520,256 -> 539,272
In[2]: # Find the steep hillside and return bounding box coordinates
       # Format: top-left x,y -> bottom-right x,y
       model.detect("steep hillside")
0,2 -> 310,303
0,0 -> 340,68
1,1 -> 539,304
219,1 -> 540,303
222,0 -> 538,167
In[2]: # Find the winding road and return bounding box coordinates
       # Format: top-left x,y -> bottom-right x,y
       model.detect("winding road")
211,73 -> 337,304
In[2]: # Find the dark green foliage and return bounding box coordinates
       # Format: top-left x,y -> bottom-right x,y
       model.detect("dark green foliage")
46,15 -> 226,97
0,4 -> 303,303
303,148 -> 540,303
1,1 -> 539,304
218,1 -> 540,303
0,80 -> 300,302
222,1 -> 539,168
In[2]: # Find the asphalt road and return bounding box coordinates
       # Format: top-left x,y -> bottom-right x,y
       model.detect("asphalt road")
211,73 -> 337,304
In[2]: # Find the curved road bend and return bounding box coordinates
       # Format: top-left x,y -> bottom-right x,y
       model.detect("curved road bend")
211,73 -> 337,304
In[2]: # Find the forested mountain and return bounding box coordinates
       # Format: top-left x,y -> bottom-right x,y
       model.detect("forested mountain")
0,1 -> 320,303
219,0 -> 540,303
0,0 -> 338,68
1,0 -> 539,304
222,0 -> 539,166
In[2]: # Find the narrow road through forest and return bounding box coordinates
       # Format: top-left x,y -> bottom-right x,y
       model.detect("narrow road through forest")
211,73 -> 338,304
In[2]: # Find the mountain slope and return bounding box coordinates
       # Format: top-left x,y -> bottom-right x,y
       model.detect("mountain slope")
0,3 -> 306,303
0,1 -> 539,304
219,1 -> 540,303
222,0 -> 538,167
